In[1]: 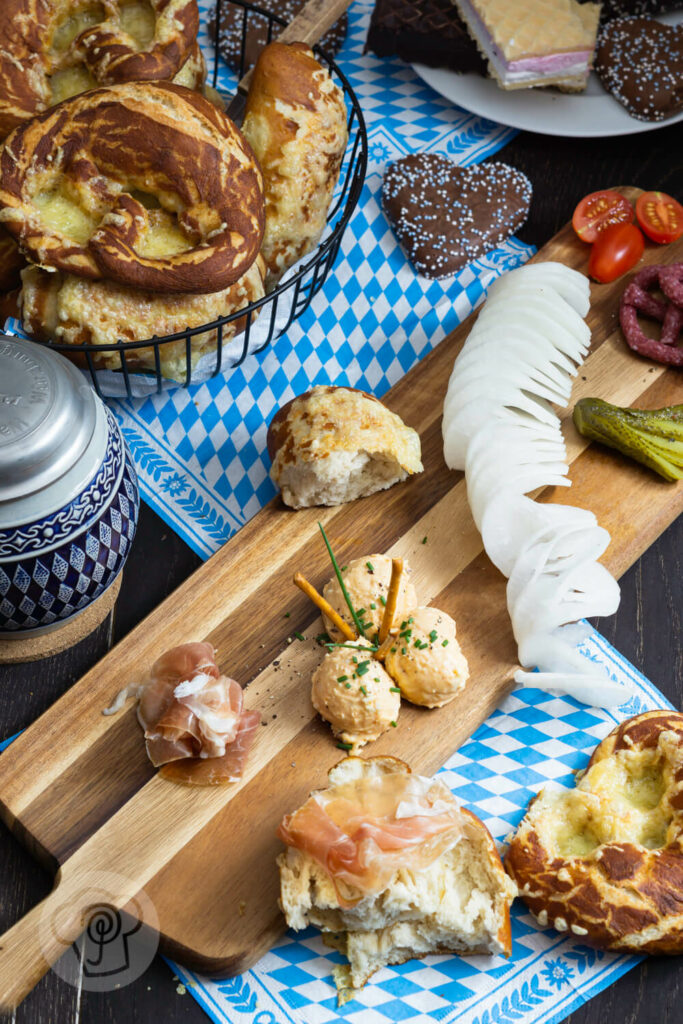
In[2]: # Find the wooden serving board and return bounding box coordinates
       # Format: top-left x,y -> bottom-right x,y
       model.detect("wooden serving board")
0,189 -> 681,1002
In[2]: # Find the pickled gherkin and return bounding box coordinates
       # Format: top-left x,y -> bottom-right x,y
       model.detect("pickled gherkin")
573,398 -> 683,482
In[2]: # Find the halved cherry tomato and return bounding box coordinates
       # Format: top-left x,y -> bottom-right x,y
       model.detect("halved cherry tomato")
635,191 -> 683,244
572,190 -> 634,244
588,222 -> 644,283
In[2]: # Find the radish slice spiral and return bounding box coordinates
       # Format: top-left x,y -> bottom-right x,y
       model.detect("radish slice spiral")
442,262 -> 633,708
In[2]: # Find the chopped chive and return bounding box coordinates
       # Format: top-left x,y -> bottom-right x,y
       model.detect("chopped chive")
390,720 -> 397,728
294,631 -> 305,641
357,608 -> 366,615
400,620 -> 408,630
359,685 -> 368,696
401,647 -> 407,655
340,565 -> 348,572
366,561 -> 374,572
345,682 -> 352,689
325,642 -> 379,652
379,595 -> 386,606
336,741 -> 353,750
370,602 -> 376,610
316,631 -> 331,644
337,675 -> 348,682
422,536 -> 428,544
408,617 -> 414,624
429,630 -> 438,643
283,612 -> 290,618
391,646 -> 397,653
442,639 -> 449,647
352,655 -> 358,663
356,661 -> 370,676
390,686 -> 401,693
318,522 -> 366,637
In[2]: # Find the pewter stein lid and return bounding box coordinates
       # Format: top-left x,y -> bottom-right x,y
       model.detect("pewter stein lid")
0,336 -> 97,502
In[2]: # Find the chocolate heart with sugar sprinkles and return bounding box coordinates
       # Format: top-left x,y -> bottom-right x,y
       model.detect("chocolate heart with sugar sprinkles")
595,16 -> 683,122
382,154 -> 532,279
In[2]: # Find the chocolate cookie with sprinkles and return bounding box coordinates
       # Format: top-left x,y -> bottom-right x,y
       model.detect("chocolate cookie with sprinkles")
594,16 -> 683,120
381,154 -> 532,279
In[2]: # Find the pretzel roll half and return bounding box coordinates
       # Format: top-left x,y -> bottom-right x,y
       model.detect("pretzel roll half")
242,42 -> 348,289
21,255 -> 266,379
506,711 -> 683,953
0,82 -> 265,293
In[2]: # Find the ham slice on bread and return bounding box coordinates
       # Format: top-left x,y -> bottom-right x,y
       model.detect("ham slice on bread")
277,756 -> 516,999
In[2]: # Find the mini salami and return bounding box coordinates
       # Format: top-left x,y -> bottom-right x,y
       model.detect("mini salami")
619,264 -> 683,367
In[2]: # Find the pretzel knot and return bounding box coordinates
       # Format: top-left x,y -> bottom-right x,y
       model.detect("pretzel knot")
0,82 -> 265,293
71,0 -> 199,83
0,0 -> 203,140
619,264 -> 683,367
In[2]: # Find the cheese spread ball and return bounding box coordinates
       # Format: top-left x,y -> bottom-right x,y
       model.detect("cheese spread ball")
385,607 -> 469,708
322,555 -> 417,643
311,641 -> 400,752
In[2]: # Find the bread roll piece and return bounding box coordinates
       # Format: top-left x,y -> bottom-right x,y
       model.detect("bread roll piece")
267,385 -> 423,509
506,710 -> 683,952
278,757 -> 515,997
241,41 -> 348,288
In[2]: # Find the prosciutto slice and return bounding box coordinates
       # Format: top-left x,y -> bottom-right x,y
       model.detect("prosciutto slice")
122,641 -> 260,785
278,772 -> 467,903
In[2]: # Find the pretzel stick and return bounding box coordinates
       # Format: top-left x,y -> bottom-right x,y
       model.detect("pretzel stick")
379,558 -> 404,644
293,573 -> 357,641
373,633 -> 396,662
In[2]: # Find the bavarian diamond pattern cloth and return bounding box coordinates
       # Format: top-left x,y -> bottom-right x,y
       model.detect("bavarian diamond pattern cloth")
102,0 -> 529,559
169,630 -> 665,1024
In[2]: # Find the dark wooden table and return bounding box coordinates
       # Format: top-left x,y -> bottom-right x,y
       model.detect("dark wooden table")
0,124 -> 681,1024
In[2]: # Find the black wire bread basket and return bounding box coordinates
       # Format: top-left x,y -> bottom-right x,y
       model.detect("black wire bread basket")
23,0 -> 368,399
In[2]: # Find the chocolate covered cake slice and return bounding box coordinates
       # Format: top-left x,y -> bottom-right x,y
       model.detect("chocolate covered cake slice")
365,0 -> 487,75
453,0 -> 601,92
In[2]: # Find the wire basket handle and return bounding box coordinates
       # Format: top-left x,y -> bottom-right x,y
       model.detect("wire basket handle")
236,0 -> 354,94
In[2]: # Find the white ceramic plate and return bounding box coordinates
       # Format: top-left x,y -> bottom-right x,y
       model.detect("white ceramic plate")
412,12 -> 683,138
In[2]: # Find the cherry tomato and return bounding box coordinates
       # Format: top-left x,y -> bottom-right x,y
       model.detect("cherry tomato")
635,190 -> 683,244
572,190 -> 634,244
588,222 -> 645,284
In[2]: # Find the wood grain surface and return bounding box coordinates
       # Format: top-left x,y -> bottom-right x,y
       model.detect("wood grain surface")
0,126 -> 681,1024
0,189 -> 681,1010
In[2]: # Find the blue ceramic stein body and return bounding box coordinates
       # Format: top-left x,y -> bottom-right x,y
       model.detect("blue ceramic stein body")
0,338 -> 139,636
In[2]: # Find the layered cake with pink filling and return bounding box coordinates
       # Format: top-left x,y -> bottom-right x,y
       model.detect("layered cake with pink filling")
452,0 -> 601,91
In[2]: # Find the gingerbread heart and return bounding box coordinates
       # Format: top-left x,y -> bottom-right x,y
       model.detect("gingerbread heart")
382,154 -> 532,279
595,16 -> 683,121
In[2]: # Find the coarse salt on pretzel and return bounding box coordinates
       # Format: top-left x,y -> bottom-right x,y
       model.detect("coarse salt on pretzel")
619,264 -> 683,367
0,81 -> 265,294
0,0 -> 203,139
506,710 -> 683,952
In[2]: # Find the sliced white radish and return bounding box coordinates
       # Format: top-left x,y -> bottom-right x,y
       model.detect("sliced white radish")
513,671 -> 633,708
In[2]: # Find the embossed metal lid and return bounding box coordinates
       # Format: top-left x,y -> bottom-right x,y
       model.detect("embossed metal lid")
0,336 -> 97,502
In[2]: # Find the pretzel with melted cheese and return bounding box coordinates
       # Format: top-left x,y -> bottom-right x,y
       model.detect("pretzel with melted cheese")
0,0 -> 203,138
505,711 -> 683,952
0,82 -> 265,294
241,42 -> 348,289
